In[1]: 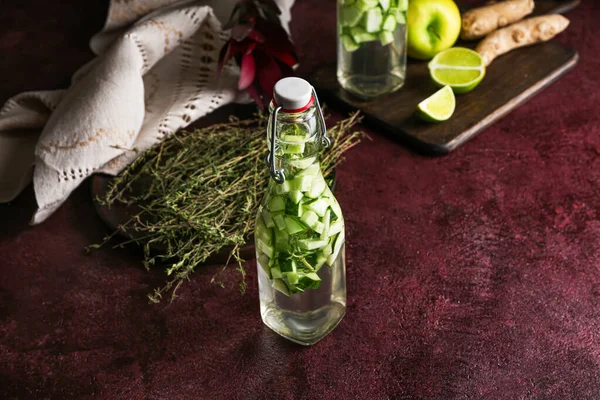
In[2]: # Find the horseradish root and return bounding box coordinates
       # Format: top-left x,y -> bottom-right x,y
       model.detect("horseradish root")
461,0 -> 535,40
475,14 -> 570,66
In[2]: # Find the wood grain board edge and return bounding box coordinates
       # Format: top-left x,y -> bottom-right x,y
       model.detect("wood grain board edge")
443,51 -> 580,153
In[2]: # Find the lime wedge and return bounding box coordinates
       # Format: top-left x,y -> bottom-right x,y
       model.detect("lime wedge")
416,86 -> 455,123
428,47 -> 486,94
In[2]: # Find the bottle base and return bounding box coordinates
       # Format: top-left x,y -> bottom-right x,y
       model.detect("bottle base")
261,301 -> 346,346
337,73 -> 405,100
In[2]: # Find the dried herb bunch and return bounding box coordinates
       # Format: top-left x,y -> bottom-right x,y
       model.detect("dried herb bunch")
94,112 -> 362,302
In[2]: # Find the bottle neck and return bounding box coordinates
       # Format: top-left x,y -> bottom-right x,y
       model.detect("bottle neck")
268,102 -> 323,178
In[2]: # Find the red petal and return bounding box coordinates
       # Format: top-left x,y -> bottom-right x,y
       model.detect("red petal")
246,82 -> 264,109
247,29 -> 265,43
254,52 -> 283,104
238,52 -> 256,90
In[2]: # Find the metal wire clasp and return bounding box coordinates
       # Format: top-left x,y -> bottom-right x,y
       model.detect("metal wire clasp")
265,87 -> 330,183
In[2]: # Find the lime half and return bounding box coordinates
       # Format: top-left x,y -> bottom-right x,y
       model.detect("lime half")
416,86 -> 456,123
428,47 -> 486,94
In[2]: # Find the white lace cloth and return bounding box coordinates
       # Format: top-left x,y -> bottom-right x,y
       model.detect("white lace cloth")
0,0 -> 293,223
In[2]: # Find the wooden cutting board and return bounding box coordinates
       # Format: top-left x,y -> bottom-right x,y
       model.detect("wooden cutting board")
312,0 -> 580,154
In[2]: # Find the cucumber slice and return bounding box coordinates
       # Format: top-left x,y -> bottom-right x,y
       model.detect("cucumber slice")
379,0 -> 390,11
300,210 -> 319,229
396,0 -> 408,11
289,156 -> 317,169
379,30 -> 394,45
257,238 -> 274,258
274,229 -> 289,252
355,0 -> 378,11
271,267 -> 283,279
314,255 -> 328,271
362,7 -> 383,33
258,254 -> 271,278
350,26 -> 377,44
273,213 -> 286,231
321,242 -> 333,257
275,180 -> 291,194
262,209 -> 275,229
305,198 -> 329,217
288,190 -> 304,204
320,209 -> 331,240
299,239 -> 328,251
340,5 -> 364,27
268,196 -> 285,212
327,231 -> 345,266
389,7 -> 406,24
307,177 -> 326,198
382,14 -> 396,31
284,216 -> 305,235
328,219 -> 344,238
272,279 -> 290,296
290,175 -> 313,192
341,34 -> 360,52
256,217 -> 273,244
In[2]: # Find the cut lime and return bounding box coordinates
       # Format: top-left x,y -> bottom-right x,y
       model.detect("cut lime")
428,47 -> 486,94
416,85 -> 455,123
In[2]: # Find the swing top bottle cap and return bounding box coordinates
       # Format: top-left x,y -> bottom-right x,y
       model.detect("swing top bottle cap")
273,77 -> 314,113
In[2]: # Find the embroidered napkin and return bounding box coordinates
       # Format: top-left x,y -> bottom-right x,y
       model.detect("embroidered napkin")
0,0 -> 293,224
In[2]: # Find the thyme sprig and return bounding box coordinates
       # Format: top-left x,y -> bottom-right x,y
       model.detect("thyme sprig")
93,111 -> 363,303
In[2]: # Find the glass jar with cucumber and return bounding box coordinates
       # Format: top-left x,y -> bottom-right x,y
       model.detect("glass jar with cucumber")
255,77 -> 346,345
337,0 -> 408,99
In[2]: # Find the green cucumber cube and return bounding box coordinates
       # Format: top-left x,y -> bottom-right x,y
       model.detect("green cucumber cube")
327,220 -> 344,238
256,217 -> 273,245
312,221 -> 325,235
271,267 -> 283,279
307,178 -> 326,198
268,196 -> 285,212
283,134 -> 306,142
320,209 -> 331,240
262,210 -> 276,229
296,163 -> 320,177
379,0 -> 390,11
362,7 -> 383,33
314,256 -> 328,271
355,0 -> 378,11
305,272 -> 322,282
389,7 -> 406,24
379,30 -> 394,45
289,156 -> 317,169
382,14 -> 396,31
275,180 -> 291,194
272,214 -> 286,231
321,242 -> 333,257
340,5 -> 364,27
258,254 -> 271,278
257,238 -> 274,258
396,0 -> 408,11
327,231 -> 345,266
305,198 -> 329,217
288,190 -> 304,204
350,26 -> 377,44
284,143 -> 305,154
285,271 -> 299,285
271,279 -> 289,297
300,210 -> 319,228
299,239 -> 328,251
284,216 -> 306,235
291,175 -> 313,192
279,258 -> 297,273
274,229 -> 289,252
341,34 -> 360,52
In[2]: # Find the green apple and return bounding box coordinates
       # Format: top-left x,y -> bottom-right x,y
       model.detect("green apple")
407,0 -> 461,60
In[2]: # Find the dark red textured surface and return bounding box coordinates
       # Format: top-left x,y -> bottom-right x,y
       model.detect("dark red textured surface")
1,1 -> 600,399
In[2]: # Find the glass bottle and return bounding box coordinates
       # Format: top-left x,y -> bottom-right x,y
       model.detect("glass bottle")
255,77 -> 346,346
337,0 -> 408,99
